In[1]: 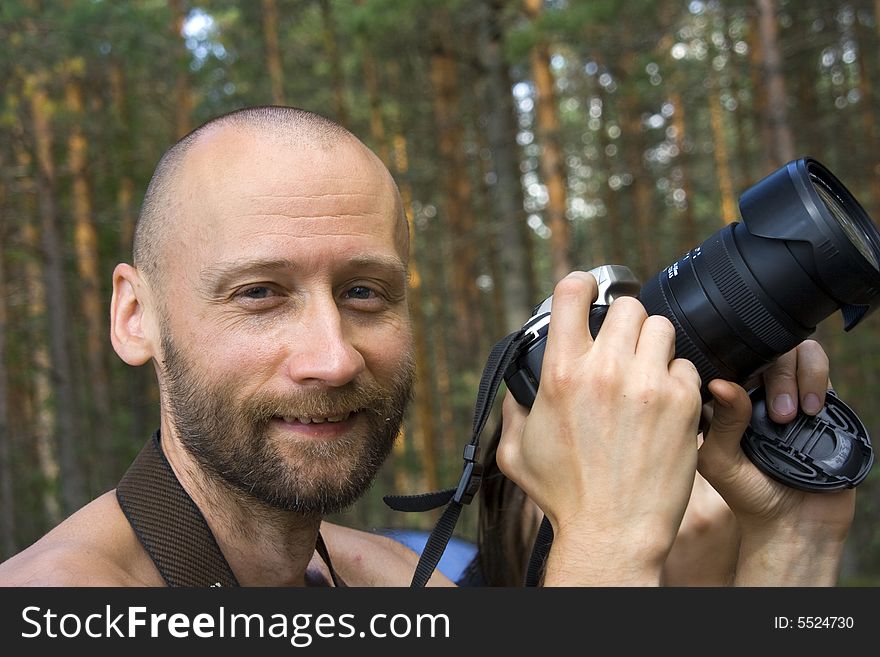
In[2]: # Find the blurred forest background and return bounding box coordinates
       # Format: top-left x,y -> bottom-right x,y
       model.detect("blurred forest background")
2,0 -> 880,584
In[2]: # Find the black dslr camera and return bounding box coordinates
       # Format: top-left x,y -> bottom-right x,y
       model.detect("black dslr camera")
504,158 -> 878,492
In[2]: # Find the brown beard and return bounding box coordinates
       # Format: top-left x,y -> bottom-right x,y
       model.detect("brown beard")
160,330 -> 414,515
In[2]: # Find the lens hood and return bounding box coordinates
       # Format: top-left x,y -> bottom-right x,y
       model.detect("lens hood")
738,158 -> 880,328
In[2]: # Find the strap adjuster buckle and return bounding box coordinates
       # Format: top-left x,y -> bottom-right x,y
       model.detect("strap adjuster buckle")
453,445 -> 483,504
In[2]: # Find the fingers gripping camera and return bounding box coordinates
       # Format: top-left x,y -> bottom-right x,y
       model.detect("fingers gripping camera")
503,264 -> 641,410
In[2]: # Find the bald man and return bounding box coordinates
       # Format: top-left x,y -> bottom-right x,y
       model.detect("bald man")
0,107 -> 853,587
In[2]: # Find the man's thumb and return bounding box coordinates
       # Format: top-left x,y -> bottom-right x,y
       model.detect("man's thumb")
699,379 -> 753,470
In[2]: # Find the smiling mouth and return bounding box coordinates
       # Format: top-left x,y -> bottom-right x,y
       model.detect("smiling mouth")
279,412 -> 353,425
270,409 -> 365,428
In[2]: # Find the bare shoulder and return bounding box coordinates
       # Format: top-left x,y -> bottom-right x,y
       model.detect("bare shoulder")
0,491 -> 162,587
319,522 -> 454,587
0,540 -> 139,586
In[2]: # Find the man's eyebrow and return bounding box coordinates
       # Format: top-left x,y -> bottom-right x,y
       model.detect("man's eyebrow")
200,258 -> 297,290
199,255 -> 408,290
345,254 -> 408,279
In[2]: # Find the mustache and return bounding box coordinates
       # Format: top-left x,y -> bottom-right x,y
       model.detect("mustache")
160,326 -> 416,425
247,381 -> 407,423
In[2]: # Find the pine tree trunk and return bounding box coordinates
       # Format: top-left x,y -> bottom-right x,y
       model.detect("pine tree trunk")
16,141 -> 62,526
481,0 -> 537,329
261,0 -> 285,105
474,127 -> 507,344
728,57 -> 756,189
429,11 -> 482,366
27,73 -> 87,515
362,49 -> 389,165
794,33 -> 822,162
0,182 -> 16,557
627,129 -> 658,277
109,59 -> 158,452
670,92 -> 698,252
169,0 -> 193,139
748,13 -> 775,175
618,52 -> 657,279
399,182 -> 440,494
707,74 -> 737,225
320,0 -> 347,124
756,0 -> 795,165
368,57 -> 440,494
109,61 -> 137,259
596,82 -> 624,266
387,58 -> 457,468
65,71 -> 115,489
524,0 -> 571,283
856,22 -> 880,218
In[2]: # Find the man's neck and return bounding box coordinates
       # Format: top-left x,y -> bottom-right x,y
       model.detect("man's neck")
158,418 -> 323,586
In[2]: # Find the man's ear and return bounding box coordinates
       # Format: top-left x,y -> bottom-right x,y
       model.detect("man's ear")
110,263 -> 157,366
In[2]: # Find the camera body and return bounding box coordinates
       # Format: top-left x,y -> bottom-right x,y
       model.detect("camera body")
504,264 -> 640,409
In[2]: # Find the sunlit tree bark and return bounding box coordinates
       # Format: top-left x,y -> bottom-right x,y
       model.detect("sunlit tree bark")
670,91 -> 698,251
0,179 -> 16,557
707,74 -> 737,225
618,52 -> 658,279
320,0 -> 347,124
480,0 -> 537,330
748,12 -> 775,175
169,0 -> 192,139
261,0 -> 285,105
429,9 -> 482,365
524,0 -> 572,283
362,50 -> 440,494
15,139 -> 62,527
108,60 -> 136,260
756,0 -> 795,165
26,73 -> 87,514
856,17 -> 880,218
65,65 -> 114,488
594,76 -> 624,267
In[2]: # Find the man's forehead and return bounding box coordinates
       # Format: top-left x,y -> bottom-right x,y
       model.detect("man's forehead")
183,125 -> 371,189
176,126 -> 395,223
159,126 -> 406,278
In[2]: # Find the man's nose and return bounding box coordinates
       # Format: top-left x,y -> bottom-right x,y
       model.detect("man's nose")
284,297 -> 366,387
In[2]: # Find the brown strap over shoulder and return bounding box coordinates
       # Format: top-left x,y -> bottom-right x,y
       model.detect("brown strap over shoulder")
116,431 -> 346,587
116,432 -> 239,587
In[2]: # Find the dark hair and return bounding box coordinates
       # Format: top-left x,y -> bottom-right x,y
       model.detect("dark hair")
458,423 -> 539,587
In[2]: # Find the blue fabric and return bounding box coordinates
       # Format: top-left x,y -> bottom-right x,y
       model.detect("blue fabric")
380,528 -> 477,583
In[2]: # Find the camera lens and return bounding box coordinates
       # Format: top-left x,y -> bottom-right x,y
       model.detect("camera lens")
810,173 -> 879,271
636,158 -> 880,397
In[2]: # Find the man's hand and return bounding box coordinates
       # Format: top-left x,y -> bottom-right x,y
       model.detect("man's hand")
698,351 -> 855,585
497,271 -> 703,586
662,470 -> 739,587
760,339 -> 830,422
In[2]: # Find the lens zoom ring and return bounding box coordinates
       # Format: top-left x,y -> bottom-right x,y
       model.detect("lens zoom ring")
704,237 -> 798,352
643,281 -> 724,384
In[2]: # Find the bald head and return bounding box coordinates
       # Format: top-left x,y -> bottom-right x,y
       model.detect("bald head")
133,106 -> 407,287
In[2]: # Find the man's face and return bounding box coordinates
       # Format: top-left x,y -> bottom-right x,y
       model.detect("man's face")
154,128 -> 414,515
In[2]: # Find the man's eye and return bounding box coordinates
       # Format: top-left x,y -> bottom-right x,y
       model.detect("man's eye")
346,286 -> 376,300
239,286 -> 274,300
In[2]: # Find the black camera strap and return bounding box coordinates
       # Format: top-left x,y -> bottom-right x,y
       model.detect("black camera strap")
524,515 -> 554,587
384,329 -> 525,587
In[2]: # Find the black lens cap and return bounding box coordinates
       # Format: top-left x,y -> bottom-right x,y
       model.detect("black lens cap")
741,387 -> 874,492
